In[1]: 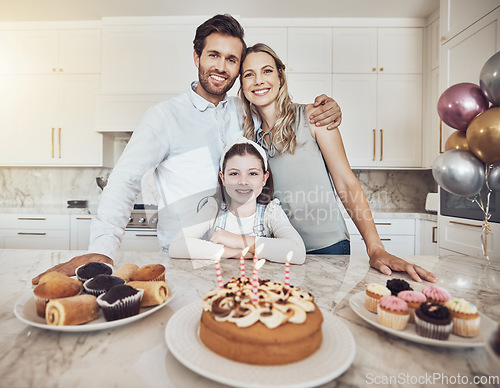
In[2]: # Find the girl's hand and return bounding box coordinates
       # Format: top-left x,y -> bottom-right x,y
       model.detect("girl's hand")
210,230 -> 255,250
368,249 -> 438,283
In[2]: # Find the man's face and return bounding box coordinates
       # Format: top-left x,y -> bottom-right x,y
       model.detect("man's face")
194,33 -> 243,103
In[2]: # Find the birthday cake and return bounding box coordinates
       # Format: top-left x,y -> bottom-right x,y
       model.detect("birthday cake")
200,277 -> 323,365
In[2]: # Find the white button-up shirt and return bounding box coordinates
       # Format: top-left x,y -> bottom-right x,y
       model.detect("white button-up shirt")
88,82 -> 243,258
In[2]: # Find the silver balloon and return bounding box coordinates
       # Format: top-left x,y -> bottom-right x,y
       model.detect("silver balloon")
488,162 -> 500,191
432,150 -> 485,197
480,51 -> 500,106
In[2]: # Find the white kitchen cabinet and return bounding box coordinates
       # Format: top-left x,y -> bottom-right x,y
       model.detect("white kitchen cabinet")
287,28 -> 332,74
334,73 -> 422,168
0,31 -> 17,74
287,73 -> 333,104
244,27 -> 288,65
439,8 -> 500,145
440,0 -> 499,42
0,214 -> 70,249
332,27 -> 422,74
120,229 -> 161,252
70,215 -> 94,250
416,219 -> 438,255
345,217 -> 416,256
101,24 -> 198,93
438,215 -> 499,257
13,29 -> 100,74
0,74 -> 105,166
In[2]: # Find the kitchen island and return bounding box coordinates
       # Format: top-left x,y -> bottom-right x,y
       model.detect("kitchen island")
1,250 -> 498,387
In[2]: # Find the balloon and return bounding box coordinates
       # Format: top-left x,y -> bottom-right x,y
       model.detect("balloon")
437,83 -> 489,131
432,150 -> 485,197
444,130 -> 469,151
480,51 -> 500,106
488,163 -> 500,191
466,107 -> 500,164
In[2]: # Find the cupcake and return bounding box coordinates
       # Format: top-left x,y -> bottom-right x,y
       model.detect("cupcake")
130,264 -> 165,282
83,274 -> 125,296
377,295 -> 409,331
33,279 -> 82,318
397,290 -> 427,323
414,302 -> 453,340
75,262 -> 113,282
97,284 -> 144,321
113,263 -> 139,282
365,283 -> 391,313
445,298 -> 481,337
422,286 -> 451,305
38,272 -> 83,288
386,278 -> 413,296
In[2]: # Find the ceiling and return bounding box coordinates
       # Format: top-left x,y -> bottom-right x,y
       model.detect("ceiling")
0,0 -> 440,22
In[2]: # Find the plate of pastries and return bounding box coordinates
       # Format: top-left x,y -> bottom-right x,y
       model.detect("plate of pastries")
14,262 -> 174,332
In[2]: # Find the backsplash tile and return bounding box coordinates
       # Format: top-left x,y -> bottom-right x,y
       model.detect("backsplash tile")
0,167 -> 437,212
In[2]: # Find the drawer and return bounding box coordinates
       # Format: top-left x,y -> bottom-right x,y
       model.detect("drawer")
345,217 -> 416,235
0,213 -> 70,230
350,234 -> 415,256
120,229 -> 160,252
0,229 -> 70,249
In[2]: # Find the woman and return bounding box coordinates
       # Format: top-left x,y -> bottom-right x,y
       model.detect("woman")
238,43 -> 437,283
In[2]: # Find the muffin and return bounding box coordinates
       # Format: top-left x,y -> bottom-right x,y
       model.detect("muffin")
422,286 -> 451,305
38,272 -> 83,288
113,263 -> 139,282
75,262 -> 113,282
397,290 -> 427,323
365,283 -> 391,313
445,298 -> 481,337
386,278 -> 413,296
377,295 -> 410,331
414,302 -> 453,340
129,264 -> 165,282
97,284 -> 144,321
83,274 -> 125,296
33,280 -> 82,318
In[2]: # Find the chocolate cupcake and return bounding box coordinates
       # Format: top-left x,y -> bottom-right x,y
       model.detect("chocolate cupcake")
415,302 -> 453,340
83,274 -> 125,296
386,278 -> 413,296
96,284 -> 143,321
76,262 -> 113,282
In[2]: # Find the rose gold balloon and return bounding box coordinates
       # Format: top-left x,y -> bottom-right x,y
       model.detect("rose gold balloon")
466,107 -> 500,164
445,131 -> 469,151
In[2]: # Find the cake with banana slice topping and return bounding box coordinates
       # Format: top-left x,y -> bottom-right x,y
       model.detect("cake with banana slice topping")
200,278 -> 323,365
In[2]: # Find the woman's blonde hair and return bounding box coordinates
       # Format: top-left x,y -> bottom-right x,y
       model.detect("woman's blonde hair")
238,43 -> 297,154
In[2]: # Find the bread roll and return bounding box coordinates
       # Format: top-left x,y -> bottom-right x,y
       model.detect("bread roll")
113,263 -> 139,282
127,281 -> 169,307
46,294 -> 99,326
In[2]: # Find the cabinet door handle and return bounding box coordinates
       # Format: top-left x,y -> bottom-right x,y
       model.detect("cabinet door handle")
380,238 -> 392,241
58,128 -> 62,158
76,217 -> 92,220
18,232 -> 46,236
379,67 -> 384,71
432,226 -> 438,243
450,221 -> 482,228
375,222 -> 392,226
373,129 -> 376,161
439,119 -> 444,153
372,67 -> 376,72
380,129 -> 383,161
51,128 -> 55,158
135,234 -> 157,237
17,217 -> 46,221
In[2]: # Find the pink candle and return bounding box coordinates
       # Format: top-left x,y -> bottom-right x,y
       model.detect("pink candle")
285,252 -> 293,290
252,259 -> 266,304
214,249 -> 224,289
240,247 -> 249,279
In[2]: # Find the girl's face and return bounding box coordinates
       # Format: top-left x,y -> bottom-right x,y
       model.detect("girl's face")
220,153 -> 269,208
241,51 -> 281,108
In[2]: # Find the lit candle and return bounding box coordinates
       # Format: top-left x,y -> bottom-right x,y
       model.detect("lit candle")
285,251 -> 293,290
253,244 -> 264,266
240,247 -> 249,279
252,258 -> 266,305
213,249 -> 224,289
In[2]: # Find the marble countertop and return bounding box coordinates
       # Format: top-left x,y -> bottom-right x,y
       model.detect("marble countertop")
1,250 -> 498,387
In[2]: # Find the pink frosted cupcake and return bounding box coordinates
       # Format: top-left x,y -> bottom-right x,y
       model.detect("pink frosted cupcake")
422,286 -> 451,305
397,290 -> 427,323
377,295 -> 409,331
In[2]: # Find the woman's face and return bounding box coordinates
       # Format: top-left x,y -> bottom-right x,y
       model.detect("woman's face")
241,51 -> 281,108
220,153 -> 269,208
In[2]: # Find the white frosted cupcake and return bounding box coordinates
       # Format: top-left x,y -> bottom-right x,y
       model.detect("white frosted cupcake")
445,298 -> 481,337
365,283 -> 391,313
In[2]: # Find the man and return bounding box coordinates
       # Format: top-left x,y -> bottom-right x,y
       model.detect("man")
32,14 -> 341,284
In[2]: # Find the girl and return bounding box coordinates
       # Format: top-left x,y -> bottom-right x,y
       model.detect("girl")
238,43 -> 437,282
169,137 -> 306,264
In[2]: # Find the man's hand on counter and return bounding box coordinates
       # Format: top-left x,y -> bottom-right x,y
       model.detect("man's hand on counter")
31,253 -> 113,285
368,249 -> 438,283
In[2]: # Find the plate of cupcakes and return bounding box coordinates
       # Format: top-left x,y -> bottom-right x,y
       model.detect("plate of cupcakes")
14,262 -> 174,332
350,278 -> 497,347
